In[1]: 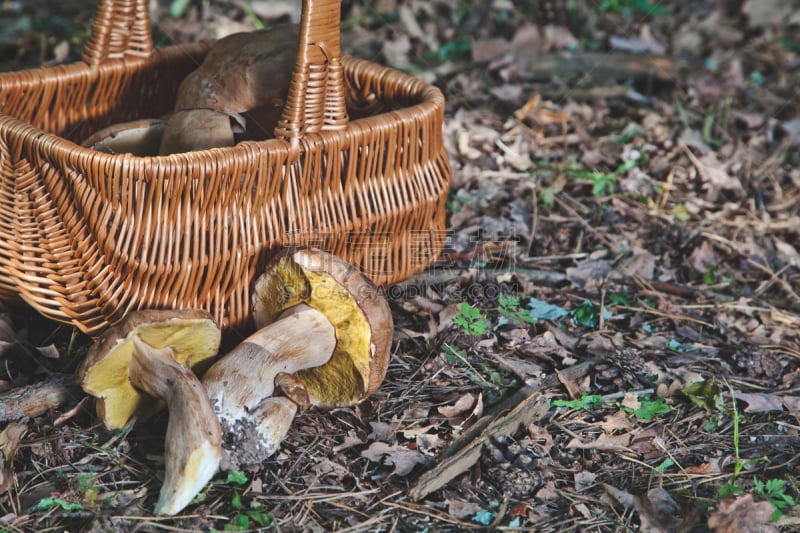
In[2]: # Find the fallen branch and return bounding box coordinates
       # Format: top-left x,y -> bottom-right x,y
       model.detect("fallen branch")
408,359 -> 598,501
0,374 -> 82,423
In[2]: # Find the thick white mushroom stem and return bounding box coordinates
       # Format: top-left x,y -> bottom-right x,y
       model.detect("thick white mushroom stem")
202,304 -> 336,467
129,336 -> 222,515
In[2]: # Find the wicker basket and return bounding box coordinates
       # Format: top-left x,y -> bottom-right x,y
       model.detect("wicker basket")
0,0 -> 450,336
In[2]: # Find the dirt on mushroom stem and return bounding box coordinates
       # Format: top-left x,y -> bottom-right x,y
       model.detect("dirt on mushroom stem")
202,305 -> 337,468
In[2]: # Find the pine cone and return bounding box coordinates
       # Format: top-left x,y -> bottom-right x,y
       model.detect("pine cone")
484,436 -> 551,498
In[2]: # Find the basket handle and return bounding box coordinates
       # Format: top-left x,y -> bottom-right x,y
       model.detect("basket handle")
273,0 -> 350,152
82,0 -> 154,66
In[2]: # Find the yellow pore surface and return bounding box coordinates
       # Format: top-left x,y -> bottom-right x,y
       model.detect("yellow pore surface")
295,270 -> 372,407
83,318 -> 221,429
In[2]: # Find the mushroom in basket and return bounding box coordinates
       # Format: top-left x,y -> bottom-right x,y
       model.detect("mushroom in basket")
81,25 -> 298,156
203,248 -> 393,467
158,24 -> 298,154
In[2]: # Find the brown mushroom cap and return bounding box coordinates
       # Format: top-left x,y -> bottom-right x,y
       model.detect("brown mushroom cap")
79,309 -> 222,429
157,25 -> 298,155
252,248 -> 393,408
172,25 -> 298,115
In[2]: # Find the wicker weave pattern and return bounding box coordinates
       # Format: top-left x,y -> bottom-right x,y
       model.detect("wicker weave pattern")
0,0 -> 450,335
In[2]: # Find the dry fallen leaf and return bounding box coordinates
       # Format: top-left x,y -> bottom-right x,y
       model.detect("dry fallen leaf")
685,460 -> 722,475
567,433 -> 634,454
566,258 -> 614,290
312,458 -> 350,482
629,428 -> 662,460
734,391 -> 785,413
332,432 -> 365,454
535,480 -> 559,501
573,471 -> 597,492
689,240 -> 721,274
604,484 -> 691,533
0,455 -> 10,496
601,410 -> 636,433
621,392 -> 643,411
446,499 -> 482,520
438,392 -> 483,429
415,433 -> 443,455
0,422 -> 28,462
741,0 -> 795,28
617,247 -> 657,280
682,144 -> 745,201
526,424 -> 554,455
368,421 -> 400,442
573,502 -> 593,518
361,442 -> 427,477
707,494 -> 779,533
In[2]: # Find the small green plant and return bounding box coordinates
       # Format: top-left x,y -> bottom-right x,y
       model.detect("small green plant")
453,302 -> 489,336
442,344 -> 503,392
76,473 -> 99,505
682,380 -> 725,413
571,300 -> 611,328
552,393 -> 604,410
622,396 -> 671,420
553,393 -> 671,421
35,497 -> 84,512
669,203 -> 691,222
210,479 -> 273,532
715,385 -> 769,499
703,265 -> 716,286
539,186 -> 556,209
219,491 -> 273,531
654,458 -> 675,474
226,471 -> 248,486
753,477 -> 796,521
527,298 -> 569,321
497,293 -> 537,326
564,156 -> 641,197
606,293 -> 630,306
424,37 -> 471,63
442,343 -> 468,365
664,338 -> 694,353
701,265 -> 733,289
169,0 -> 191,17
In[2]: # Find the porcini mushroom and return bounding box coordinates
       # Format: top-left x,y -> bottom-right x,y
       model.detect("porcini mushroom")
203,248 -> 393,466
79,310 -> 223,515
158,24 -> 298,155
202,304 -> 336,466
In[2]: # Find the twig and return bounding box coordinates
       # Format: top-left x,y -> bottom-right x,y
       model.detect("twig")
408,390 -> 549,500
0,374 -> 82,422
408,359 -> 598,500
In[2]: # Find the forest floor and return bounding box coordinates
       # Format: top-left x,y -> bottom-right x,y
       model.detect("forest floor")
0,0 -> 799,531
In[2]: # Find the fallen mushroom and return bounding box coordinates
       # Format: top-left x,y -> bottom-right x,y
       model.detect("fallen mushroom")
158,24 -> 298,155
203,248 -> 393,467
201,304 -> 336,466
79,309 -> 223,515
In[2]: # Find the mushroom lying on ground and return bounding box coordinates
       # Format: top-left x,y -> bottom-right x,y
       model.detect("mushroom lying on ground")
203,248 -> 393,467
158,24 -> 298,155
79,310 -> 223,515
